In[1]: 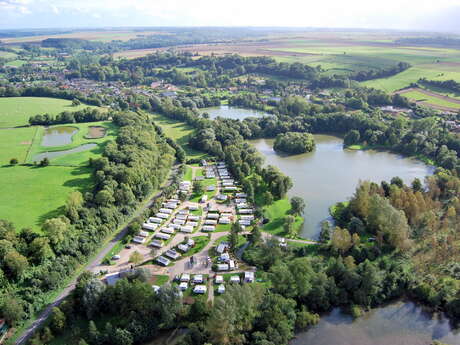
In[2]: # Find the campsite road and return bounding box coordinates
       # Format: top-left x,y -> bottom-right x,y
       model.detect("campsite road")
15,166 -> 179,345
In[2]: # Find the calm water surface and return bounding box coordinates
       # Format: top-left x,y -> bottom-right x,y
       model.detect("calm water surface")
33,144 -> 96,162
291,302 -> 460,345
42,126 -> 78,146
202,105 -> 270,120
251,135 -> 435,239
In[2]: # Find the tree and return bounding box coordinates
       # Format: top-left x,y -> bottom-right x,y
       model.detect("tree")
88,320 -> 100,345
250,224 -> 262,245
412,178 -> 422,192
51,307 -> 66,334
4,250 -> 29,278
9,158 -> 18,165
29,237 -> 54,263
229,229 -> 239,253
129,251 -> 143,266
331,227 -> 352,254
1,297 -> 24,326
42,217 -> 69,246
290,196 -> 306,215
72,98 -> 81,106
193,181 -> 204,195
343,130 -> 360,146
82,278 -> 105,318
262,191 -> 274,205
319,221 -> 331,243
283,215 -> 297,238
65,191 -> 83,221
39,157 -> 50,167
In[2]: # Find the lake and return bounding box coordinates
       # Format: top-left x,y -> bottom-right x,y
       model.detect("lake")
291,301 -> 460,345
202,105 -> 270,120
32,144 -> 97,162
251,135 -> 435,239
42,126 -> 78,147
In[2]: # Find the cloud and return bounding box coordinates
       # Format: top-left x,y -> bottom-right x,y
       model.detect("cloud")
0,0 -> 459,31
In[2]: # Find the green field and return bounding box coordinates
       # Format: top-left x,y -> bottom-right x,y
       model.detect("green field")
0,97 -> 97,128
0,165 -> 93,231
262,198 -> 303,238
148,112 -> 206,159
400,90 -> 460,110
0,126 -> 39,164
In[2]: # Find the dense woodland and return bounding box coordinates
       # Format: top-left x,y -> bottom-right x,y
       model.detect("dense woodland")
273,132 -> 316,154
0,112 -> 176,330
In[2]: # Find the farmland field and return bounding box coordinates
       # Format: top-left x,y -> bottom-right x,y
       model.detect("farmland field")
396,88 -> 460,111
0,126 -> 39,164
0,97 -> 97,128
0,165 -> 93,231
148,112 -> 207,159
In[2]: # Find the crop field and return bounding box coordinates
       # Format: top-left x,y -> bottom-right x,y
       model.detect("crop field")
396,88 -> 460,111
148,112 -> 207,159
0,97 -> 97,128
0,165 -> 93,231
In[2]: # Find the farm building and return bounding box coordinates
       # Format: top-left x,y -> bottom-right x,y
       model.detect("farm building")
154,233 -> 171,240
156,256 -> 170,266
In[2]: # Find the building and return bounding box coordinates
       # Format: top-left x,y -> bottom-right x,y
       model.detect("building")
193,274 -> 204,283
219,217 -> 231,224
180,225 -> 193,233
139,230 -> 149,237
149,217 -> 163,224
230,275 -> 240,283
244,271 -> 255,283
193,285 -> 207,294
215,275 -> 224,284
165,249 -> 180,260
150,240 -> 164,248
133,236 -> 146,244
161,227 -> 175,234
142,223 -> 157,231
179,282 -> 188,291
217,284 -> 226,294
202,225 -> 216,232
156,256 -> 170,266
156,213 -> 170,219
216,242 -> 229,254
155,233 -> 171,240
177,244 -> 189,253
181,273 -> 190,282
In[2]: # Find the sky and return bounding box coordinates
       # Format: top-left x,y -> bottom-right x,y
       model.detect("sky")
1,0 -> 460,32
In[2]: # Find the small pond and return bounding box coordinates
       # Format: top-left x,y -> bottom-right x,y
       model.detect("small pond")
291,301 -> 460,345
33,144 -> 97,162
41,126 -> 78,147
86,126 -> 107,139
202,105 -> 270,120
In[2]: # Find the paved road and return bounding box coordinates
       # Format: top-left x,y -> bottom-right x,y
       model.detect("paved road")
15,166 -> 179,345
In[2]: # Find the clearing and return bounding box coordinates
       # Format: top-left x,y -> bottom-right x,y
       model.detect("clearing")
0,97 -> 97,128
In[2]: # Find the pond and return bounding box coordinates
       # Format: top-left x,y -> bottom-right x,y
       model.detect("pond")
251,135 -> 435,239
86,126 -> 106,139
41,126 -> 78,147
291,301 -> 460,345
32,144 -> 97,162
202,105 -> 270,120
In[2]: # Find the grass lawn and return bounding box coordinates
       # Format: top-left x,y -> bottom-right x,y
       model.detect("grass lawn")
0,165 -> 93,231
28,121 -> 118,166
152,274 -> 169,286
0,126 -> 38,164
0,97 -> 98,128
176,236 -> 210,259
184,165 -> 193,181
215,223 -> 232,232
148,112 -> 207,159
400,90 -> 460,110
262,198 -> 303,238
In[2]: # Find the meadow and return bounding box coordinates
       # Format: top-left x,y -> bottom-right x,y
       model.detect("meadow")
0,126 -> 39,164
148,112 -> 207,159
0,97 -> 96,128
398,89 -> 460,110
0,165 -> 93,231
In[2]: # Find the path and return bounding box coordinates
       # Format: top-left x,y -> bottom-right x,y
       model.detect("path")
15,165 -> 179,345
